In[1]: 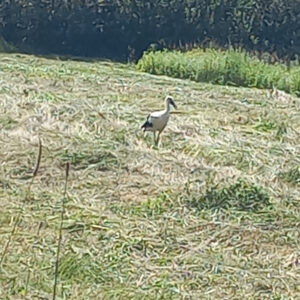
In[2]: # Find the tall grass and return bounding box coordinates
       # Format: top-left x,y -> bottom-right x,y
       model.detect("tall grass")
137,48 -> 300,95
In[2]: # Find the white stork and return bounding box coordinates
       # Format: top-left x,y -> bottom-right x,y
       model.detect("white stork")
141,95 -> 177,145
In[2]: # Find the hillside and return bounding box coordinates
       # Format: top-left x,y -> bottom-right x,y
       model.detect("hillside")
0,54 -> 299,299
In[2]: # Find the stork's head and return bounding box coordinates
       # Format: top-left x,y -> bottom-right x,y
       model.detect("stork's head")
166,96 -> 177,109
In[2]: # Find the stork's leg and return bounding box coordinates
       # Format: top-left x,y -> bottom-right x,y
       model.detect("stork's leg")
153,131 -> 156,144
156,131 -> 161,146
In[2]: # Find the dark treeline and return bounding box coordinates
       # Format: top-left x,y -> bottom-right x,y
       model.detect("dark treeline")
0,0 -> 299,61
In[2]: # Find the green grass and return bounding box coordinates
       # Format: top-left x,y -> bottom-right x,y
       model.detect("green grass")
189,180 -> 271,212
137,48 -> 300,96
279,166 -> 300,185
0,53 -> 299,299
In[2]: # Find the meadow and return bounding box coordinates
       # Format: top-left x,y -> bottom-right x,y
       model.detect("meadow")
137,49 -> 300,96
0,53 -> 299,299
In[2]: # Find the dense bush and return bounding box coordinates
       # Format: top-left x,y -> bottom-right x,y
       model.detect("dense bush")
136,48 -> 300,95
0,0 -> 299,60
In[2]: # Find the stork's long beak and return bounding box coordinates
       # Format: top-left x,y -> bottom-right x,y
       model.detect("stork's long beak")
171,100 -> 177,109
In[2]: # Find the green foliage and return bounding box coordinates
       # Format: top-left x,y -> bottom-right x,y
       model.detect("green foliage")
0,36 -> 15,53
190,181 -> 271,212
0,0 -> 299,59
137,49 -> 300,95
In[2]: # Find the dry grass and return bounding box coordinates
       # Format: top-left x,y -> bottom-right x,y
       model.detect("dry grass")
0,53 -> 299,299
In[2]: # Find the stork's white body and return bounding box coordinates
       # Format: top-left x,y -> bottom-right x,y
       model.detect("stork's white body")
144,110 -> 170,133
141,96 -> 177,145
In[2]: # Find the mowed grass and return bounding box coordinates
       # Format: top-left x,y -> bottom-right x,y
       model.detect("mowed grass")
137,49 -> 300,96
0,53 -> 299,299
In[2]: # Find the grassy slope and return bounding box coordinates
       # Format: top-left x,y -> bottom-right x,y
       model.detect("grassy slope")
0,53 -> 299,299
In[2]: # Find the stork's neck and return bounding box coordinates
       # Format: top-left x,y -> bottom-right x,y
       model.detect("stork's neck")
165,100 -> 171,113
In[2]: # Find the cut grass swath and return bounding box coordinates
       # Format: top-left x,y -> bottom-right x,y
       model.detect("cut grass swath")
0,53 -> 299,299
0,137 -> 42,269
53,162 -> 70,300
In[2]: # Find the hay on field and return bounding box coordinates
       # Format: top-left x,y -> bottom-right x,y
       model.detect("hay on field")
0,54 -> 299,299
